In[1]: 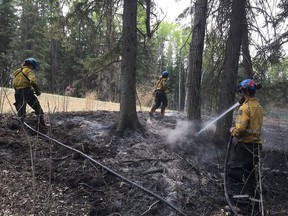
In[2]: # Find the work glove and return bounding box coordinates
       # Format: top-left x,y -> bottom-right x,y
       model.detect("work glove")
35,90 -> 41,96
31,83 -> 41,96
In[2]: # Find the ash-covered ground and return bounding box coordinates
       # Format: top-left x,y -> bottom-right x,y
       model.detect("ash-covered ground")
0,110 -> 287,216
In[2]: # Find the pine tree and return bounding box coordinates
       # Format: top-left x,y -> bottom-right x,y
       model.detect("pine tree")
0,0 -> 17,86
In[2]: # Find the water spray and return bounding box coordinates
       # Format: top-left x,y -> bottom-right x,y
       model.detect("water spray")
195,102 -> 240,137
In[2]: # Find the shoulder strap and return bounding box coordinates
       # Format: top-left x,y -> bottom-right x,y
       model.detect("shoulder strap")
14,69 -> 22,77
19,68 -> 31,82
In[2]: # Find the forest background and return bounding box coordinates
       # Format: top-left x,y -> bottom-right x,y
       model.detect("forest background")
0,0 -> 288,140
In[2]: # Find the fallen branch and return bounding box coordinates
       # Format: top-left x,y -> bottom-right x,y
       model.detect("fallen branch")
141,201 -> 160,216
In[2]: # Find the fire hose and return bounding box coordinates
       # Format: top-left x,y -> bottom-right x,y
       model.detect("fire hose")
224,136 -> 241,216
24,122 -> 187,216
224,136 -> 265,216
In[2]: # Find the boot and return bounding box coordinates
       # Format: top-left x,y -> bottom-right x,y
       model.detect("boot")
39,116 -> 48,128
160,108 -> 165,117
149,108 -> 156,117
8,117 -> 22,131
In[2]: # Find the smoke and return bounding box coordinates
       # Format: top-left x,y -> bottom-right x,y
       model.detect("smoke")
161,119 -> 222,163
163,120 -> 195,145
162,103 -> 239,145
163,119 -> 217,146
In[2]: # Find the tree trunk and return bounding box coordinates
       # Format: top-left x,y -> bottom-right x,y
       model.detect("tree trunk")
0,0 -> 15,87
145,0 -> 152,39
186,0 -> 208,122
51,39 -> 59,93
115,0 -> 142,135
241,8 -> 254,79
242,4 -> 253,79
213,0 -> 247,145
179,65 -> 186,111
177,52 -> 186,112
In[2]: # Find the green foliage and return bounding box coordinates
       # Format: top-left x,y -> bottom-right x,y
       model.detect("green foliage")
266,59 -> 288,83
0,0 -> 17,86
81,42 -> 121,76
2,0 -> 287,109
201,30 -> 226,111
141,21 -> 190,110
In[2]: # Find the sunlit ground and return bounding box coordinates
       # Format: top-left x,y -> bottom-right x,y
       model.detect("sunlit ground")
0,88 -> 151,114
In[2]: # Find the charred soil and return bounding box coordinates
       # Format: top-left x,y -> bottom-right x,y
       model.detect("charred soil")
0,111 -> 287,216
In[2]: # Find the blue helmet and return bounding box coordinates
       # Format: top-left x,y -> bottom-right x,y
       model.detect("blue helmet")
24,58 -> 39,70
162,71 -> 169,78
237,79 -> 257,95
239,79 -> 256,90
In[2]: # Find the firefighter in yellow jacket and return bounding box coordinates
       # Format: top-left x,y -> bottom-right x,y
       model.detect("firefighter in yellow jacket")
226,79 -> 263,215
149,71 -> 171,117
12,58 -> 46,126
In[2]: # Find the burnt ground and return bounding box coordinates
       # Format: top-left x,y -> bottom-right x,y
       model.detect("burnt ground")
0,110 -> 287,216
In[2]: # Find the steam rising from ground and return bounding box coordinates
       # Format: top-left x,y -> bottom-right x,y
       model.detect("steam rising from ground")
161,119 -> 220,163
164,119 -> 217,145
165,120 -> 194,145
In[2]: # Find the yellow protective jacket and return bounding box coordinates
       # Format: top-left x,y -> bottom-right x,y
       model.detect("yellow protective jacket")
13,66 -> 37,89
231,98 -> 263,143
155,77 -> 169,92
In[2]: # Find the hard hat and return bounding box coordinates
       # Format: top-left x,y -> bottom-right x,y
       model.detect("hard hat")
237,79 -> 261,95
239,79 -> 256,90
162,71 -> 169,78
24,58 -> 39,70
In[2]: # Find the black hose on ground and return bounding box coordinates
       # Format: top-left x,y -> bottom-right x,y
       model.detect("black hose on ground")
24,122 -> 187,216
224,136 -> 241,216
